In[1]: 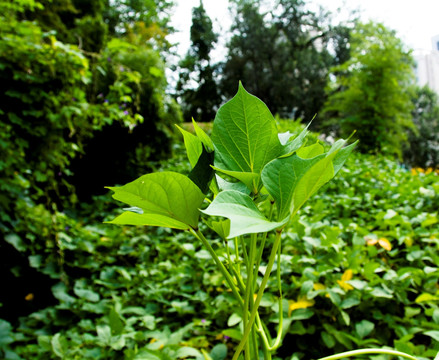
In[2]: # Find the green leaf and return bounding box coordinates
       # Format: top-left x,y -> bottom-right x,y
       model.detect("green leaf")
210,343 -> 228,360
211,83 -> 282,192
296,142 -> 325,158
279,122 -> 311,156
51,333 -> 68,358
355,320 -> 375,339
188,145 -> 214,194
176,124 -> 203,167
176,346 -> 202,358
424,331 -> 439,342
212,166 -> 259,191
0,320 -> 13,347
292,143 -> 343,213
216,175 -> 251,194
321,331 -> 336,348
415,293 -> 439,303
192,118 -> 214,151
262,154 -> 325,220
227,313 -> 242,327
201,190 -> 287,238
73,288 -> 100,303
107,172 -> 205,230
223,328 -> 242,341
109,307 -> 124,335
5,233 -> 26,252
209,219 -> 230,239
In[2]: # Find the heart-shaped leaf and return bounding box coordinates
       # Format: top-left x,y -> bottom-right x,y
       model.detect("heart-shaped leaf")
107,172 -> 205,230
201,190 -> 287,238
262,154 -> 325,220
211,83 -> 282,192
262,139 -> 357,220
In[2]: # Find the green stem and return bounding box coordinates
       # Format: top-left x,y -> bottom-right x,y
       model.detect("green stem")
234,237 -> 241,274
253,202 -> 274,281
243,233 -> 257,359
191,228 -> 243,307
317,349 -> 419,360
269,240 -> 283,350
232,229 -> 284,360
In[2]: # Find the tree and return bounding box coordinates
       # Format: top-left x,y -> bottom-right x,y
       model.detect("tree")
176,1 -> 221,122
404,86 -> 439,168
220,0 -> 347,121
323,22 -> 415,156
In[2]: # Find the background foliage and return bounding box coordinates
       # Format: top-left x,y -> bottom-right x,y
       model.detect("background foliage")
1,0 -> 439,359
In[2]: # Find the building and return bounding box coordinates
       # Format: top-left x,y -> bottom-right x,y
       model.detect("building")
414,35 -> 439,94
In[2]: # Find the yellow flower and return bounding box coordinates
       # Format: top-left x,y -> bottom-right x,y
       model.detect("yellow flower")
365,236 -> 392,251
411,168 -> 417,175
288,296 -> 315,317
337,269 -> 354,291
378,237 -> 392,251
313,283 -> 326,291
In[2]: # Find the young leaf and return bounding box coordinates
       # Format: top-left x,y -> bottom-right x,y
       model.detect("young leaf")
192,118 -> 214,151
279,122 -> 311,156
176,124 -> 203,167
212,166 -> 259,192
262,154 -> 325,220
107,172 -> 205,230
201,190 -> 287,238
211,83 -> 282,192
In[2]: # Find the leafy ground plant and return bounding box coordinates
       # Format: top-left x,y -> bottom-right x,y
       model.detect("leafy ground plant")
107,83 -> 419,360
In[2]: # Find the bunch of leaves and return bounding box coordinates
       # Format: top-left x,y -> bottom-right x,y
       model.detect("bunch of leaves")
105,83 -> 356,360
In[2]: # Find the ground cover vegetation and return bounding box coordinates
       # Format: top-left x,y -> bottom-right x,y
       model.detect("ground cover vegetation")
1,0 -> 439,359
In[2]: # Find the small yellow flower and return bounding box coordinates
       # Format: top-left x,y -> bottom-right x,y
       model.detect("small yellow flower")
337,269 -> 354,291
411,168 -> 417,175
313,283 -> 326,291
365,236 -> 392,251
288,296 -> 315,317
25,293 -> 34,301
425,167 -> 433,175
378,237 -> 392,251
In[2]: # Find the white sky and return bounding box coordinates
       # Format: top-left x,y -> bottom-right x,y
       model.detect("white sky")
168,0 -> 439,58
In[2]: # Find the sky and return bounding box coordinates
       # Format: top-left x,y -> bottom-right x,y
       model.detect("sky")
168,0 -> 439,58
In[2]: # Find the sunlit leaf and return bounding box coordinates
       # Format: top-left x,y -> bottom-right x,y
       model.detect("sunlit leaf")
201,190 -> 287,238
107,172 -> 205,230
211,83 -> 282,192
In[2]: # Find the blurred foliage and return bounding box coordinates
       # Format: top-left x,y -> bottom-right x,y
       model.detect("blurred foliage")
0,0 -> 181,329
176,1 -> 221,122
1,121 -> 438,359
1,1 -> 438,359
403,86 -> 439,169
219,0 -> 353,121
323,22 -> 415,157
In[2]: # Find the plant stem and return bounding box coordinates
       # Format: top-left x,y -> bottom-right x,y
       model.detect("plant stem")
244,233 -> 257,359
269,240 -> 283,350
191,228 -> 243,307
232,229 -> 284,360
317,349 -> 419,360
